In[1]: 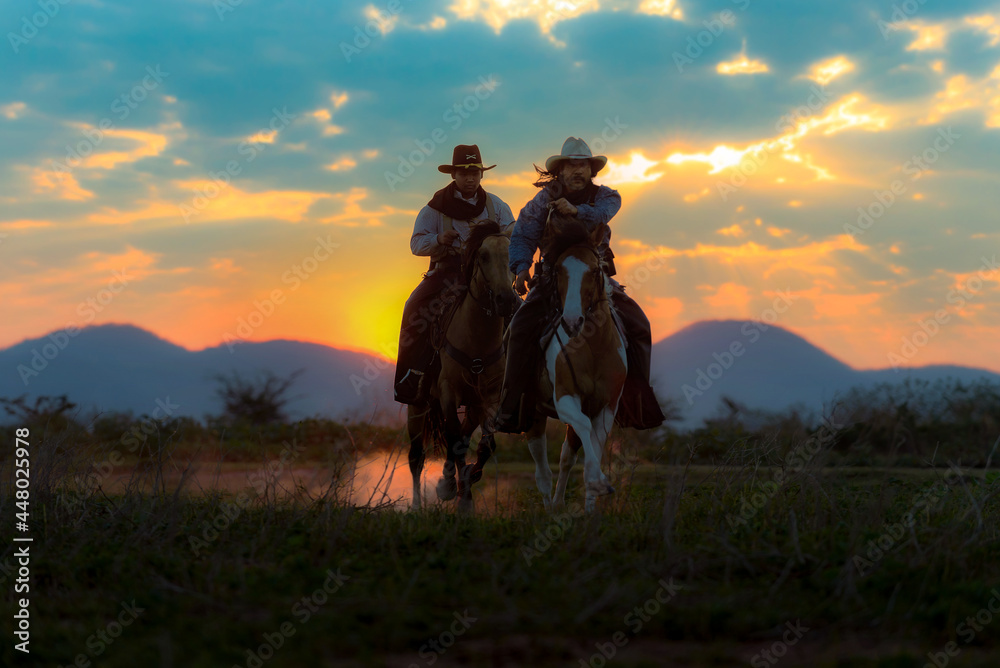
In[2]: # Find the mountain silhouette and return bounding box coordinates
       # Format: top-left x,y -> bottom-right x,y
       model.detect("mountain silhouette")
0,324 -> 396,424
652,320 -> 1000,426
2,321 -> 997,429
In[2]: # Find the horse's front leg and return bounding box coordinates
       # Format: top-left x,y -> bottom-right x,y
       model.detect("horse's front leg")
435,388 -> 463,502
406,404 -> 426,510
456,405 -> 484,513
580,405 -> 617,512
525,415 -> 552,511
553,425 -> 582,509
460,403 -> 496,488
553,395 -> 613,513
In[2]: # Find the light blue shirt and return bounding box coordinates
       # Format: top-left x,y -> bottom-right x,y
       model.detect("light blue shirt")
508,184 -> 621,275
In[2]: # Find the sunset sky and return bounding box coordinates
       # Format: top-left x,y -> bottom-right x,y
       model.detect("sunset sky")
3,0 -> 1000,374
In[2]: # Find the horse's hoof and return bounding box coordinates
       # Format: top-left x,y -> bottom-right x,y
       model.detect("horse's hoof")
457,496 -> 474,514
436,475 -> 458,501
587,481 -> 615,498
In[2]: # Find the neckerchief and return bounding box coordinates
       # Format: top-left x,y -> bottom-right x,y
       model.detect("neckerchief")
427,182 -> 488,220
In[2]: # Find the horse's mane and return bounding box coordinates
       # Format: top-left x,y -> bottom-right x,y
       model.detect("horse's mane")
462,220 -> 503,283
542,214 -> 596,267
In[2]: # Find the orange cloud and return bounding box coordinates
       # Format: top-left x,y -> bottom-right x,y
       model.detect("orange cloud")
924,67 -> 1000,127
325,156 -> 358,172
318,187 -> 417,227
81,127 -> 170,169
703,282 -> 752,310
0,219 -> 52,230
30,167 -> 94,201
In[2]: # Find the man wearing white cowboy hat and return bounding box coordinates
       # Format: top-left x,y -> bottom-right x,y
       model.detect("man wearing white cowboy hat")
393,144 -> 516,404
494,137 -> 665,431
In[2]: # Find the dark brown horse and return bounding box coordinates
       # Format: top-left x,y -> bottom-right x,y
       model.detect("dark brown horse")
406,222 -> 518,511
524,216 -> 627,513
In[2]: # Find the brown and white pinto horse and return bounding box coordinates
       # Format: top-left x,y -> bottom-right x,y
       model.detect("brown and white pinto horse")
406,222 -> 518,511
526,217 -> 627,513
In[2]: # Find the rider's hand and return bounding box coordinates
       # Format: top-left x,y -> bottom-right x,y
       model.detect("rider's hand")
437,229 -> 460,247
514,269 -> 531,296
551,198 -> 578,216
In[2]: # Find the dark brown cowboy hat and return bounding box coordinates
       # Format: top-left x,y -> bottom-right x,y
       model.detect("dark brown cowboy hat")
438,144 -> 497,174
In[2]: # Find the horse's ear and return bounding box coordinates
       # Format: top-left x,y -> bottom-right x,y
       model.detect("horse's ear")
502,224 -> 513,239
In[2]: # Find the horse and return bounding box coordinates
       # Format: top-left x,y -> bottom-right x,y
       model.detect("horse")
524,216 -> 628,513
406,221 -> 518,511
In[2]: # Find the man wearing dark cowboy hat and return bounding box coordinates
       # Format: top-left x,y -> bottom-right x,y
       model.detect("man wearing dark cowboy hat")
495,137 -> 665,432
394,144 -> 516,404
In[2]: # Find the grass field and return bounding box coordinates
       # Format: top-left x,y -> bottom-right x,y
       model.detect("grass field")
2,416 -> 1000,667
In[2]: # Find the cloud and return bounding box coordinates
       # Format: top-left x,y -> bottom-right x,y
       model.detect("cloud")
1,102 -> 27,120
317,187 -> 417,227
29,167 -> 95,201
78,126 -> 171,170
804,55 -> 856,85
923,65 -> 1000,127
717,42 -> 770,76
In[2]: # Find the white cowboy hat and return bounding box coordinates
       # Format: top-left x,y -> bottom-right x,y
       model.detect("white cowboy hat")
544,137 -> 608,174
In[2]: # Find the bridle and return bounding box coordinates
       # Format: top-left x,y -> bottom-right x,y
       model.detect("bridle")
553,244 -> 609,320
442,232 -> 511,375
550,244 -> 611,394
466,233 -> 513,318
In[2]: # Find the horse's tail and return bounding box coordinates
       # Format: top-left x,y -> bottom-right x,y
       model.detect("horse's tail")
415,397 -> 448,458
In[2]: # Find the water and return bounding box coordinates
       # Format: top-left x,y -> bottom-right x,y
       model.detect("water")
94,451 -> 523,512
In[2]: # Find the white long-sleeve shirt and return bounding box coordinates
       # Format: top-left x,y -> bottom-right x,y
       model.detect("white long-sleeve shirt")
410,190 -> 516,259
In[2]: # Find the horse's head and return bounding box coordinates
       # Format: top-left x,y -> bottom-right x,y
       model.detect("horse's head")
463,222 -> 518,318
544,216 -> 607,338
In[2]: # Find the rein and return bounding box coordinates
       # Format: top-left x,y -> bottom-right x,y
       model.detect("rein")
549,245 -> 612,394
443,232 -> 508,375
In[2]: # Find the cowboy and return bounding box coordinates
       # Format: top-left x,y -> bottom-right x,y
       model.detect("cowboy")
394,144 -> 516,404
495,137 -> 665,432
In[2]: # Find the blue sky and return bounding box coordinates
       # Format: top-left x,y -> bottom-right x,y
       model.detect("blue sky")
2,0 -> 1000,372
